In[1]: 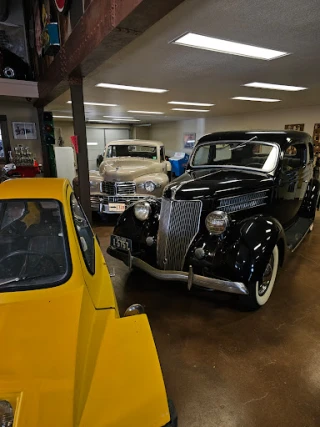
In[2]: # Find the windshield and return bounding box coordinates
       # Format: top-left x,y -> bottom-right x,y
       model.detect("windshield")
191,141 -> 279,173
0,199 -> 70,292
106,144 -> 158,160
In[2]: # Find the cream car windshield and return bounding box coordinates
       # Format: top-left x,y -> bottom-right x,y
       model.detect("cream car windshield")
107,145 -> 158,160
192,141 -> 279,173
0,199 -> 70,291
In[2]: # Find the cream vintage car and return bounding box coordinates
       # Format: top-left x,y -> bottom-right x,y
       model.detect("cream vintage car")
76,140 -> 171,215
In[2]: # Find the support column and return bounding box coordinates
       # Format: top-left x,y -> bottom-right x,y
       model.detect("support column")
69,75 -> 92,223
37,107 -> 51,177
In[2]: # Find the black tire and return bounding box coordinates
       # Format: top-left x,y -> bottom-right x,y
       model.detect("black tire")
240,245 -> 279,311
164,399 -> 178,427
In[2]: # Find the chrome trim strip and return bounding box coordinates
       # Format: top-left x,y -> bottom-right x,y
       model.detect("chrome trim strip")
131,256 -> 249,295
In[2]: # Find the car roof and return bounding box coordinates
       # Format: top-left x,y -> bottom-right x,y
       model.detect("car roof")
106,139 -> 163,147
0,178 -> 70,201
198,130 -> 312,149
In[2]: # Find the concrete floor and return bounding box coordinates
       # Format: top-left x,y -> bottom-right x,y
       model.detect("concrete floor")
95,213 -> 320,427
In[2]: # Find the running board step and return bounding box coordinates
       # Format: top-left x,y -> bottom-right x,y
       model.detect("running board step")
285,217 -> 313,251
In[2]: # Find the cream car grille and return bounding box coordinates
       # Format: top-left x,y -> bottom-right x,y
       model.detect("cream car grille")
217,190 -> 269,213
101,181 -> 136,195
157,198 -> 202,270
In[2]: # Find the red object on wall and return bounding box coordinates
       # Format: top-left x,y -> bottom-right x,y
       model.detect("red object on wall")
54,0 -> 71,14
71,135 -> 79,154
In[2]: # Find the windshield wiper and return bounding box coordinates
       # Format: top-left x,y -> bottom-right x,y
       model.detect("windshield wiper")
230,136 -> 257,151
0,274 -> 48,287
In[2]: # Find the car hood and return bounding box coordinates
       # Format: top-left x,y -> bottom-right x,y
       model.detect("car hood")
99,157 -> 162,181
164,168 -> 274,202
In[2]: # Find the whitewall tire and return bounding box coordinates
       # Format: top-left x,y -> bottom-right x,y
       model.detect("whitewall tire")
241,245 -> 279,310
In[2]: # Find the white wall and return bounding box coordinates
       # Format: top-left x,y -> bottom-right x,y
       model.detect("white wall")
0,100 -> 42,163
150,105 -> 320,153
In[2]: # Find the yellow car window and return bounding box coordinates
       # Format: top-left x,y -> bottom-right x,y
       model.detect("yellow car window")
0,199 -> 71,292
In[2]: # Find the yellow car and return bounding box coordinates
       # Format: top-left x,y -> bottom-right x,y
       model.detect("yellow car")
0,178 -> 176,427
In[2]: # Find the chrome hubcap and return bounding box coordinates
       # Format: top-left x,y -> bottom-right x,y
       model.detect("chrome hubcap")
258,253 -> 274,296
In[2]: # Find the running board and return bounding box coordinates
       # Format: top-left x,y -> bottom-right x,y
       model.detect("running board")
285,217 -> 313,251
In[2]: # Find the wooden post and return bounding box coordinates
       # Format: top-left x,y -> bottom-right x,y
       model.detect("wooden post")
37,107 -> 51,177
69,75 -> 92,223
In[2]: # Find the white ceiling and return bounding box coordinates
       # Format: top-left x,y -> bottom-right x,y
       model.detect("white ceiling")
47,0 -> 320,124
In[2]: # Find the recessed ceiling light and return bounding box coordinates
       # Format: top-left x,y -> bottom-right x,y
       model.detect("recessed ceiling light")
168,101 -> 215,107
114,119 -> 141,122
52,115 -> 73,119
103,116 -> 134,119
171,108 -> 210,112
232,96 -> 281,102
96,83 -> 168,93
87,142 -> 98,146
127,110 -> 164,115
243,82 -> 307,91
67,101 -> 118,106
172,32 -> 289,60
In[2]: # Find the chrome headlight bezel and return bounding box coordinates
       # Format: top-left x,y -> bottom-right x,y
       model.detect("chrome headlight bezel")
134,201 -> 151,221
144,181 -> 156,192
205,210 -> 229,235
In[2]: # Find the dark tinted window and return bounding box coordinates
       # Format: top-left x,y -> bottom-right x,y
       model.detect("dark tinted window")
106,144 -> 158,160
309,143 -> 314,161
283,144 -> 307,171
70,194 -> 95,274
160,146 -> 165,161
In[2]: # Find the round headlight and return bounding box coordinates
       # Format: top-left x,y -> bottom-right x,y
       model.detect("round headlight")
205,210 -> 229,235
134,201 -> 151,221
0,400 -> 14,427
144,181 -> 156,192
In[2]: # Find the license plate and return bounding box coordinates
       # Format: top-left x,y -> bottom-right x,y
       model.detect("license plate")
101,203 -> 126,213
111,235 -> 132,251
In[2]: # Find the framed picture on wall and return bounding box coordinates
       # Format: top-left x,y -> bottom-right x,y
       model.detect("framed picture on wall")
284,123 -> 305,131
12,122 -> 37,140
184,132 -> 196,149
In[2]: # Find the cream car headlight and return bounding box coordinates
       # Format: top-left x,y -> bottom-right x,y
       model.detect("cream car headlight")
0,400 -> 14,427
89,181 -> 100,191
144,181 -> 156,192
205,211 -> 229,235
134,202 -> 151,221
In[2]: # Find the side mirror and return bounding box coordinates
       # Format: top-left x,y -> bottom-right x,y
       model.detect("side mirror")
124,304 -> 145,317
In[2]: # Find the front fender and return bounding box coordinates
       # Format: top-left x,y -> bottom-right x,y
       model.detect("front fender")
188,215 -> 285,284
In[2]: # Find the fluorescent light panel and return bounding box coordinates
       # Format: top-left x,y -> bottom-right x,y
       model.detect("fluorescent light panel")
173,32 -> 289,60
103,116 -> 134,119
232,96 -> 281,103
171,108 -> 210,112
67,101 -> 118,106
96,83 -> 168,93
127,110 -> 164,115
87,142 -> 98,146
168,101 -> 214,107
53,115 -> 73,119
87,119 -> 113,123
244,82 -> 307,91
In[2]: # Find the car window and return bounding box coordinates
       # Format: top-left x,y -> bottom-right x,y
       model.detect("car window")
308,143 -> 314,162
106,144 -> 158,160
192,141 -> 278,173
283,144 -> 306,171
70,194 -> 95,274
0,199 -> 70,292
160,146 -> 165,162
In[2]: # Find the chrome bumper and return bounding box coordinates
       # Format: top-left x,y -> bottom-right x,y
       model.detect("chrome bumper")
109,247 -> 249,295
90,194 -> 147,212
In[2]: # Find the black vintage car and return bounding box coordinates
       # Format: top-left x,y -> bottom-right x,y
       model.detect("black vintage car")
108,131 -> 320,309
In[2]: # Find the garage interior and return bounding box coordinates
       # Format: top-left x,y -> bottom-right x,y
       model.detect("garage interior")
1,0 -> 320,426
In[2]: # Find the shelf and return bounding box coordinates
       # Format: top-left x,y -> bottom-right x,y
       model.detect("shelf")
0,78 -> 38,99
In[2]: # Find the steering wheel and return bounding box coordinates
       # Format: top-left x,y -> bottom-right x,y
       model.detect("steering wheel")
246,162 -> 262,168
0,250 -> 60,277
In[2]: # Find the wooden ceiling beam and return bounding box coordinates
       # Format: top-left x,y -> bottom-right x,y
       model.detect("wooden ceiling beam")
35,0 -> 186,107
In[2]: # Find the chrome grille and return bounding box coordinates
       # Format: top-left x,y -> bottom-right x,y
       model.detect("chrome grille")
157,199 -> 202,270
101,181 -> 136,195
218,190 -> 269,213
